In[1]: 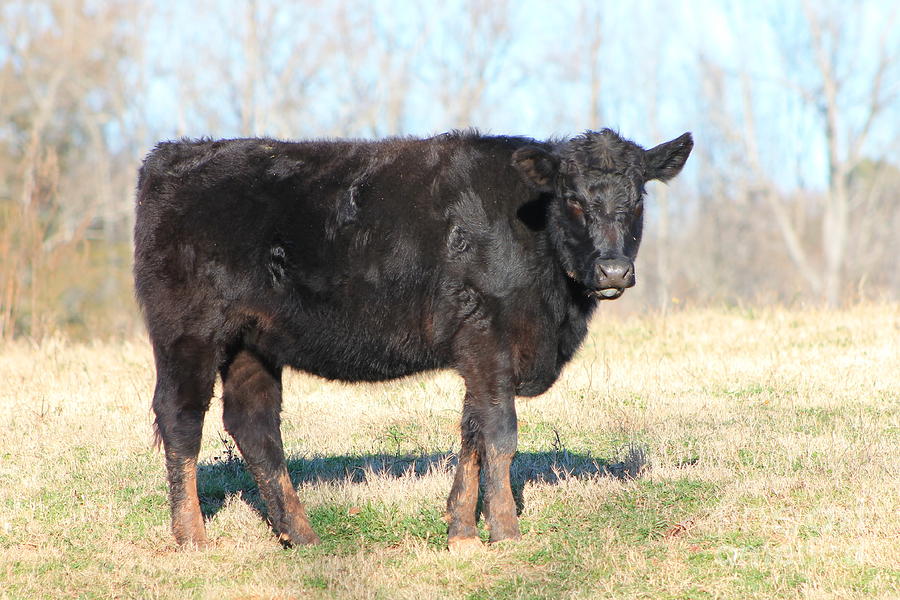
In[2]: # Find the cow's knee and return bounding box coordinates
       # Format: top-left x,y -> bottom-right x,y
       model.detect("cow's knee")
483,399 -> 518,456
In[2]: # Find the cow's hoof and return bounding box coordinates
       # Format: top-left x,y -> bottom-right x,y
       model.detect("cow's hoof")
278,530 -> 321,548
175,535 -> 210,550
173,523 -> 209,549
489,534 -> 521,546
447,536 -> 484,553
488,528 -> 521,545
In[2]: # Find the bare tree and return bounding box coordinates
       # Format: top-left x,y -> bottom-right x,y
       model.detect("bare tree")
578,1 -> 605,130
429,0 -> 514,128
769,1 -> 899,305
177,0 -> 333,138
0,0 -> 144,337
701,1 -> 899,306
331,2 -> 430,136
801,1 -> 898,305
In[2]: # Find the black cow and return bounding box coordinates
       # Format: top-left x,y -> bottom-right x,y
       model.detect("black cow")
133,129 -> 692,550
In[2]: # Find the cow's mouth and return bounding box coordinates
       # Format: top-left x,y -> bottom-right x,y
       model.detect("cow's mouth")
593,287 -> 624,300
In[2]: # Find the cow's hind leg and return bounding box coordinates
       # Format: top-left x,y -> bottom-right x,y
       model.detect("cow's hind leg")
221,349 -> 319,546
152,336 -> 216,547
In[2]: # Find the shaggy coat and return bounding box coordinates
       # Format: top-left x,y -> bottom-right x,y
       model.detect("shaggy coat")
134,129 -> 693,548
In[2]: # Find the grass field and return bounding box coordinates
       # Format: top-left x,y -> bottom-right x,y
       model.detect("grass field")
1,305 -> 898,599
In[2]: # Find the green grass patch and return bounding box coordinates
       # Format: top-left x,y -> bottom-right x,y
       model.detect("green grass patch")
535,478 -> 719,543
303,502 -> 448,554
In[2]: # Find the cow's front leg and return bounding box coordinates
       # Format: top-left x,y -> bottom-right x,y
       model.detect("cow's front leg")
448,328 -> 521,547
446,395 -> 483,550
478,392 -> 520,543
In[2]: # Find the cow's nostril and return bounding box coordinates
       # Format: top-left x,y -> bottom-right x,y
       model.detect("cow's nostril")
596,258 -> 634,288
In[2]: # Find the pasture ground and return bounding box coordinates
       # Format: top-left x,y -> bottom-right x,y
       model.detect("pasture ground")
1,305 -> 898,599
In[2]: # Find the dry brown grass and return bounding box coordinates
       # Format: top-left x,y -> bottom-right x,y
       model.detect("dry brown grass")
1,304 -> 898,599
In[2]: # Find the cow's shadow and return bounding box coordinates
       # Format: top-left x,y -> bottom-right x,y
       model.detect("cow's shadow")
197,446 -> 647,524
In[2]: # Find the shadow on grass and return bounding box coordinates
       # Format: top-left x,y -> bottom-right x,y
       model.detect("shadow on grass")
197,442 -> 648,524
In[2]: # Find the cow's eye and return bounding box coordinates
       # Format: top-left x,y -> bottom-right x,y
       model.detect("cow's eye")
566,198 -> 585,223
614,209 -> 631,222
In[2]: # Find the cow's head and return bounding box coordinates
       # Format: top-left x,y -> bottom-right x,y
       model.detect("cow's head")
513,129 -> 692,300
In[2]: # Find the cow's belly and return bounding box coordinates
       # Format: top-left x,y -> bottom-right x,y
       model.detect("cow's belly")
290,331 -> 443,382
253,297 -> 447,382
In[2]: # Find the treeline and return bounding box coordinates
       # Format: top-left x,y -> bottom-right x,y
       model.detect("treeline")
1,0 -> 897,338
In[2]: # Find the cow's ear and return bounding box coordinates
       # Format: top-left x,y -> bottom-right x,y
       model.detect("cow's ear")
512,146 -> 560,192
645,132 -> 693,182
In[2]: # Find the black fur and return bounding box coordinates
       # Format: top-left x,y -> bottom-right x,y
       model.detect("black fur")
134,129 -> 692,547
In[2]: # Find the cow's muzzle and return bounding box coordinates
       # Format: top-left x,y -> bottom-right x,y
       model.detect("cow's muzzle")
593,257 -> 635,300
